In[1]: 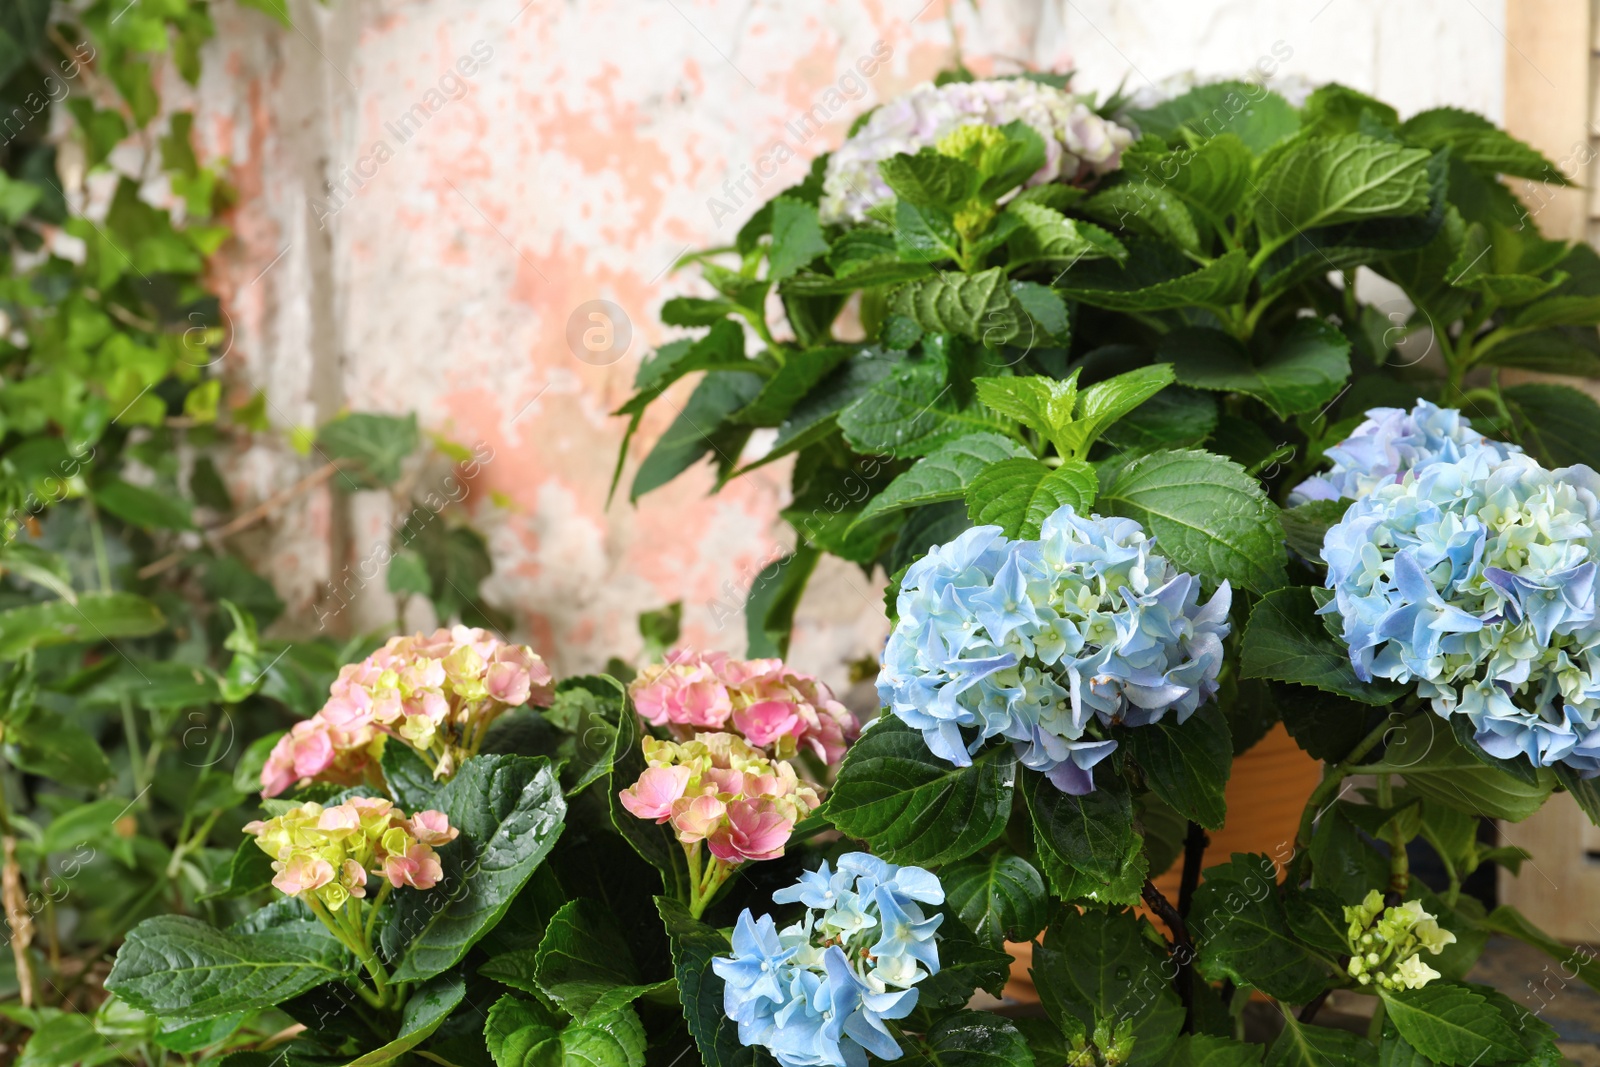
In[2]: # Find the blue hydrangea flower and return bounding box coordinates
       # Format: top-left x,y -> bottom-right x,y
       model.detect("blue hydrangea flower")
714,853 -> 944,1067
876,505 -> 1231,794
1322,447 -> 1600,773
1290,398 -> 1521,505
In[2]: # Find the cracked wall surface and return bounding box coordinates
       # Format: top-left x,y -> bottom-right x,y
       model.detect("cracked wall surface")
189,0 -> 1505,686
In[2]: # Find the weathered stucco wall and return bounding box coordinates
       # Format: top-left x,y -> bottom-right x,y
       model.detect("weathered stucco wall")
190,0 -> 1506,684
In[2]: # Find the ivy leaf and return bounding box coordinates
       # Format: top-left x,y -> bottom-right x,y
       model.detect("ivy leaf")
1262,1018 -> 1378,1066
106,914 -> 353,1021
1056,363 -> 1176,458
1005,202 -> 1127,267
905,1011 -> 1035,1067
964,457 -> 1098,538
853,433 -> 1030,527
1161,320 -> 1351,420
1119,702 -> 1231,830
891,269 -> 1024,344
385,755 -> 566,982
533,899 -> 669,1023
1060,247 -> 1251,313
1024,770 -> 1144,906
878,150 -> 979,212
1190,854 -> 1335,1003
657,897 -> 773,1067
1100,448 -> 1286,593
93,480 -> 196,531
1378,983 -> 1522,1066
1031,906 -> 1185,1067
315,412 -> 420,489
345,972 -> 465,1067
1239,587 -> 1406,704
1085,181 -> 1202,254
1253,135 -> 1432,246
942,851 -> 1049,947
767,198 -> 830,282
0,592 -> 166,660
0,0 -> 50,87
826,717 -> 1015,866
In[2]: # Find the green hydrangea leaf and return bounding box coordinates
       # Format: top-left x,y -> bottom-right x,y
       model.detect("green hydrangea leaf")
826,717 -> 1014,866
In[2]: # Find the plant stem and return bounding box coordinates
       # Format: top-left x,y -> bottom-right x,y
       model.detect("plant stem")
1141,879 -> 1195,1031
1367,999 -> 1387,1043
365,881 -> 392,943
87,499 -> 112,595
1376,773 -> 1410,898
1178,821 -> 1208,920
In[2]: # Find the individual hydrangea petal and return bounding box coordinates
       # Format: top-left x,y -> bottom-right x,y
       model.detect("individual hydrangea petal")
878,504 -> 1230,794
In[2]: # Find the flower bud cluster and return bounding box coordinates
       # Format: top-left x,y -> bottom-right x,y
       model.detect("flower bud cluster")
1342,890 -> 1456,991
629,650 -> 858,764
244,797 -> 459,911
618,733 -> 821,864
262,625 -> 553,796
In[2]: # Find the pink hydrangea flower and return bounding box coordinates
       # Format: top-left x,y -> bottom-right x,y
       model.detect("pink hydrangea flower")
262,627 -> 554,796
619,765 -> 693,822
273,854 -> 335,896
707,798 -> 795,863
383,843 -> 445,890
631,652 -> 734,730
670,794 -> 727,843
407,810 -> 460,846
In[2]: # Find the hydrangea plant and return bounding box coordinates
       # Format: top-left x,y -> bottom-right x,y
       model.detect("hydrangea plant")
91,69 -> 1600,1067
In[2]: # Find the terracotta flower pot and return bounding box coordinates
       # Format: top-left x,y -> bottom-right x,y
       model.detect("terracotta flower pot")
1002,723 -> 1321,1001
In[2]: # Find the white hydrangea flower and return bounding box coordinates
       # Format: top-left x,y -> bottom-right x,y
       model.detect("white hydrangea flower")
819,78 -> 1134,224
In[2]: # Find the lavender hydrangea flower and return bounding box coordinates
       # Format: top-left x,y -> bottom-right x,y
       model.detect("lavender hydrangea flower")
876,506 -> 1231,795
1289,398 -> 1521,505
713,853 -> 944,1067
819,79 -> 1133,224
1321,448 -> 1600,773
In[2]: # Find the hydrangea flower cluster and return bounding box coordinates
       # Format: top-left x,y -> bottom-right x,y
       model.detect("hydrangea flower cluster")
619,733 -> 821,916
877,506 -> 1231,794
630,651 -> 859,764
819,78 -> 1133,224
244,796 -> 459,912
1321,448 -> 1600,773
1289,398 -> 1521,506
1342,890 -> 1456,991
262,626 -> 554,796
713,853 -> 944,1067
